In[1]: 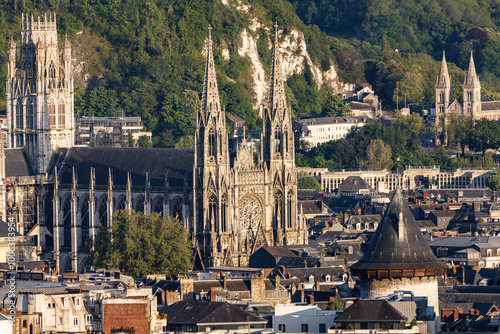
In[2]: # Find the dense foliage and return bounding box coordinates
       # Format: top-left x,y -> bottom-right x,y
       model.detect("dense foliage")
89,210 -> 192,277
487,171 -> 500,191
297,173 -> 322,191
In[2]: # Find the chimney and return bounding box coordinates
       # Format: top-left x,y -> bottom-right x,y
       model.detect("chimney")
303,260 -> 307,268
301,289 -> 305,303
210,287 -> 217,302
315,281 -> 320,291
179,276 -> 194,301
27,302 -> 34,315
454,309 -> 459,321
318,259 -> 323,268
307,294 -> 315,305
291,283 -> 297,295
251,277 -> 266,303
222,273 -> 227,290
275,275 -> 281,288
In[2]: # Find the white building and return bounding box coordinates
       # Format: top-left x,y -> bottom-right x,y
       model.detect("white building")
293,117 -> 366,149
273,305 -> 340,333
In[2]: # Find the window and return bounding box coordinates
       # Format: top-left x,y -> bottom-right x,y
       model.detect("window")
74,297 -> 80,306
73,317 -> 79,326
63,297 -> 68,307
319,324 -> 326,333
90,297 -> 94,306
301,324 -> 308,332
86,315 -> 92,326
279,324 -> 286,332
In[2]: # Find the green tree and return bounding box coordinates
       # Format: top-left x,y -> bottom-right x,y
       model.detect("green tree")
320,85 -> 352,117
469,119 -> 500,156
297,173 -> 322,192
327,298 -> 345,310
137,135 -> 153,148
364,138 -> 393,170
486,171 -> 500,191
89,210 -> 192,277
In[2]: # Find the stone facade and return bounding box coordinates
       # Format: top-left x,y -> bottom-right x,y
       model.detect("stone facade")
6,13 -> 74,174
192,25 -> 307,268
2,17 -> 306,274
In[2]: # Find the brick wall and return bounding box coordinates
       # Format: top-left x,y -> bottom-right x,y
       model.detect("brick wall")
102,299 -> 150,334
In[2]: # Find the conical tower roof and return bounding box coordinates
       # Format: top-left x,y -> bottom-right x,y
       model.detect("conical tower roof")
435,51 -> 451,89
350,189 -> 447,279
464,51 -> 480,88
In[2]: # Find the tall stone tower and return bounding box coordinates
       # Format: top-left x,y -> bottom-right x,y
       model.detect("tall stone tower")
6,13 -> 74,174
193,25 -> 231,267
350,189 -> 447,331
463,51 -> 481,119
260,23 -> 299,247
192,24 -> 306,268
435,51 -> 452,146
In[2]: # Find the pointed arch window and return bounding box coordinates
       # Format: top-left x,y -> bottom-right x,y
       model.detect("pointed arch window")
24,60 -> 33,79
274,191 -> 284,229
440,92 -> 444,103
287,190 -> 293,229
208,128 -> 216,157
208,194 -> 217,232
63,198 -> 72,248
171,197 -> 182,220
26,101 -> 34,129
274,127 -> 281,153
116,197 -> 126,211
58,101 -> 65,127
196,194 -> 204,233
81,200 -> 90,249
49,101 -> 56,127
15,99 -> 23,129
221,194 -> 227,232
98,197 -> 108,227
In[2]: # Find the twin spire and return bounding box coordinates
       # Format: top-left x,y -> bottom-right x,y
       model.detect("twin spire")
437,50 -> 480,89
201,23 -> 285,117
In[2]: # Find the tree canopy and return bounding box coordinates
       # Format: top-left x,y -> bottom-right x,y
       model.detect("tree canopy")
89,210 -> 192,278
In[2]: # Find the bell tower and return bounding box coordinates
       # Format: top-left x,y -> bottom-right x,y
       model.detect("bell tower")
463,51 -> 481,119
261,23 -> 299,246
434,51 -> 452,146
193,25 -> 231,267
6,13 -> 74,174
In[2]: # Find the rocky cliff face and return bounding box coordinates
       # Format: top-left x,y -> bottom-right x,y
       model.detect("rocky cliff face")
218,0 -> 341,109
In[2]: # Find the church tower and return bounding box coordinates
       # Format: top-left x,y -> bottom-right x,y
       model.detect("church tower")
435,51 -> 452,146
261,23 -> 298,246
6,13 -> 74,174
193,25 -> 231,267
463,51 -> 481,119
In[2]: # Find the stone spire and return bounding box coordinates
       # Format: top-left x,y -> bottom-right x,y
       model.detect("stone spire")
269,22 -> 287,118
435,51 -> 451,89
89,167 -> 95,199
54,167 -> 59,197
464,51 -> 480,88
201,25 -> 221,119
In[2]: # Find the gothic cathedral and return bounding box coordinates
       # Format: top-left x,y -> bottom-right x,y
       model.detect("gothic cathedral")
6,13 -> 74,174
193,25 -> 307,268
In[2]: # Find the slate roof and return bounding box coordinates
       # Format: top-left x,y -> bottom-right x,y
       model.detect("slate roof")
335,299 -> 406,322
350,190 -> 447,272
338,176 -> 371,194
429,236 -> 500,249
162,301 -> 266,325
0,219 -> 21,237
4,148 -> 35,177
271,267 -> 345,283
49,147 -> 194,188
